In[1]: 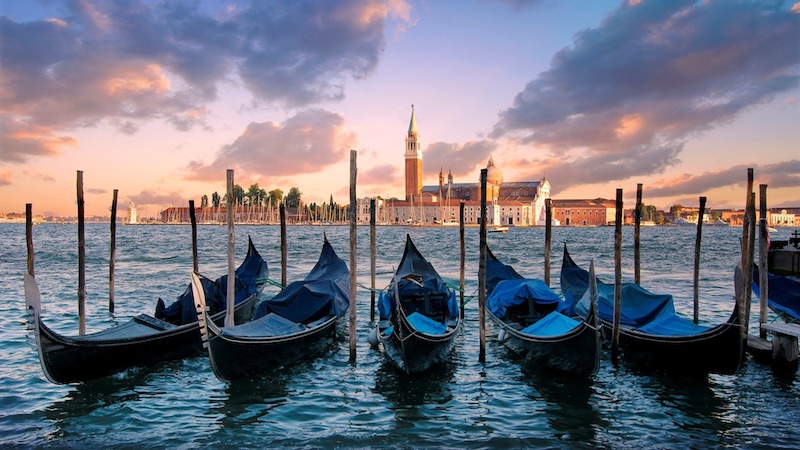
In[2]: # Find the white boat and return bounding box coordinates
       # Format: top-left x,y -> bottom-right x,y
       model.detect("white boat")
489,226 -> 509,233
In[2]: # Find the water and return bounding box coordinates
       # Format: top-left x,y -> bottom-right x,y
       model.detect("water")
1,223 -> 798,449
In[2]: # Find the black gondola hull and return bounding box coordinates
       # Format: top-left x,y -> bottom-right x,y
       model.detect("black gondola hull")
205,317 -> 339,380
488,309 -> 600,377
30,295 -> 257,384
378,315 -> 460,374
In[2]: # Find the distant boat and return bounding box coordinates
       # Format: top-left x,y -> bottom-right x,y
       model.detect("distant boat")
489,226 -> 509,233
672,218 -> 696,226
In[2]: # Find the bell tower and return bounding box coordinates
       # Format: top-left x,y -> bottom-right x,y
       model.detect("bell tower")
405,105 -> 422,201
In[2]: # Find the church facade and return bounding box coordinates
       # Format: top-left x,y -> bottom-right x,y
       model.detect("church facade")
358,106 -> 551,225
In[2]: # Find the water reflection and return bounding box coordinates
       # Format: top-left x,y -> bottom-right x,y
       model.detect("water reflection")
520,369 -> 605,444
372,359 -> 456,425
210,369 -> 293,429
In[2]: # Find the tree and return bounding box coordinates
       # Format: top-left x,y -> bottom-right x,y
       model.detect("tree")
286,187 -> 302,208
201,195 -> 209,208
212,192 -> 220,208
247,183 -> 267,206
268,189 -> 283,205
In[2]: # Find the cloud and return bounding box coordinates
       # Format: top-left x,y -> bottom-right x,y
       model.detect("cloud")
0,117 -> 76,163
0,170 -> 11,186
127,190 -> 187,208
492,1 -> 800,186
86,188 -> 107,195
0,0 -> 412,161
645,160 -> 800,199
360,164 -> 400,185
186,109 -> 357,181
422,139 -> 498,179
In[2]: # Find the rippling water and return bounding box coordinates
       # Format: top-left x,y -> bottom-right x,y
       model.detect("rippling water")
1,223 -> 798,449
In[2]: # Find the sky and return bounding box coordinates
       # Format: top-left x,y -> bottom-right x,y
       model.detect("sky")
1,0 -> 799,218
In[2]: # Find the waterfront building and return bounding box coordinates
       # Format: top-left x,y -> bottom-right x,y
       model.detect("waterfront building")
551,198 -> 617,226
386,106 -> 550,226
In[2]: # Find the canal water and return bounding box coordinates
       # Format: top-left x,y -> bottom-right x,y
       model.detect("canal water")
0,223 -> 797,448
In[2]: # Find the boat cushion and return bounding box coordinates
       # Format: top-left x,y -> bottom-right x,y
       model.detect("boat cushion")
222,313 -> 305,337
406,312 -> 447,334
520,311 -> 580,336
635,313 -> 711,336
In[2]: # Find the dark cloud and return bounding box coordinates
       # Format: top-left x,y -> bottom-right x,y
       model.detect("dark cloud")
186,108 -> 357,181
422,139 -> 497,180
646,160 -> 800,199
0,0 -> 409,161
492,1 -> 800,185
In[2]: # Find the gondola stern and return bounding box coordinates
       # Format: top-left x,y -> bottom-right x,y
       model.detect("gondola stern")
23,273 -> 66,385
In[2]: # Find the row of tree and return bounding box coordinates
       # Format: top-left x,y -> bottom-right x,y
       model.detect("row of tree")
199,183 -> 303,208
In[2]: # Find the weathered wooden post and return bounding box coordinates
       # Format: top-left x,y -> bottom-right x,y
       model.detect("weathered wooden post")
758,184 -> 769,339
349,149 -> 358,363
634,183 -> 642,285
479,169 -> 488,363
225,169 -> 235,328
459,200 -> 466,320
189,200 -> 198,273
77,170 -> 86,335
612,188 -> 623,363
693,196 -> 706,324
741,168 -> 755,335
545,198 -> 552,286
370,198 -> 376,322
280,204 -> 287,287
26,203 -> 34,277
109,189 -> 118,313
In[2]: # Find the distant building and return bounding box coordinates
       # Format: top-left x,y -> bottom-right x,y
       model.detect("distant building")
387,106 -> 551,226
551,198 -> 617,226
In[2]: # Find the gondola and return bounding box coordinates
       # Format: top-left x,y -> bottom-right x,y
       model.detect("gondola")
24,237 -> 267,384
560,243 -> 743,375
375,234 -> 460,374
485,247 -> 600,376
194,236 -> 349,381
752,264 -> 800,323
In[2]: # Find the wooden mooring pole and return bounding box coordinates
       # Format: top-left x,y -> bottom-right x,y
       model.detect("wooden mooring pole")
758,184 -> 769,339
225,169 -> 235,328
693,196 -> 706,324
459,200 -> 466,320
741,168 -> 755,336
280,204 -> 287,287
634,183 -> 642,285
77,171 -> 86,335
189,200 -> 198,273
370,198 -> 376,322
349,149 -> 358,363
109,189 -> 118,313
544,198 -> 552,286
478,169 -> 488,363
26,203 -> 34,277
612,188 -> 623,363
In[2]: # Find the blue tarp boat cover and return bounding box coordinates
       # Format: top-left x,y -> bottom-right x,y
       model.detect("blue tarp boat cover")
254,239 -> 350,324
573,281 -> 709,336
488,279 -> 562,318
223,312 -> 307,338
378,235 -> 459,323
156,237 -> 268,325
753,264 -> 800,321
520,311 -> 581,336
406,312 -> 447,334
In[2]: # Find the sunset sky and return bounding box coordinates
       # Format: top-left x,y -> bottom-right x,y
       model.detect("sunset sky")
1,0 -> 798,218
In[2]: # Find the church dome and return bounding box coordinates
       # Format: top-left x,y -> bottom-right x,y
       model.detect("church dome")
486,157 -> 503,186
